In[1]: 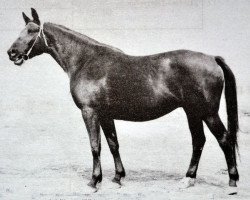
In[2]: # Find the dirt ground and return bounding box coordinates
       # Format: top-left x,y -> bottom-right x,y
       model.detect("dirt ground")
0,85 -> 250,200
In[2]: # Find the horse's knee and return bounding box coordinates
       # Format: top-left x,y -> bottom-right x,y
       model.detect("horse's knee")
193,135 -> 206,148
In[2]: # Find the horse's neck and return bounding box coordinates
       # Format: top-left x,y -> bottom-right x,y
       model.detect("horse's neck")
44,23 -> 97,76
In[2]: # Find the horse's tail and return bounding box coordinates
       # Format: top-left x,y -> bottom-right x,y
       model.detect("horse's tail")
215,56 -> 239,153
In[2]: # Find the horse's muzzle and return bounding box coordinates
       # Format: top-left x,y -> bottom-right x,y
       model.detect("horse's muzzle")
7,48 -> 18,61
7,48 -> 26,66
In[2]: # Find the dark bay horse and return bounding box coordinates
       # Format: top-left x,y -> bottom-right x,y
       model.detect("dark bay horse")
7,8 -> 239,190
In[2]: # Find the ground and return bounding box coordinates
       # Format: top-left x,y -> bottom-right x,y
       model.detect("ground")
0,87 -> 250,200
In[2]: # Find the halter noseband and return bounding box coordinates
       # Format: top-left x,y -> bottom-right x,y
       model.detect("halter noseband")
24,23 -> 48,60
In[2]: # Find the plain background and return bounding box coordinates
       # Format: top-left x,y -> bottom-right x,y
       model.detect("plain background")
1,0 -> 250,111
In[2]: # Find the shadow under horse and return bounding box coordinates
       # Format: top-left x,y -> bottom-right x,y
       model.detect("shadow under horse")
7,8 -> 239,191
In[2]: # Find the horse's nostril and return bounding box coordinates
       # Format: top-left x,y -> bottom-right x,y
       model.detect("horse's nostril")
11,49 -> 17,54
8,48 -> 18,57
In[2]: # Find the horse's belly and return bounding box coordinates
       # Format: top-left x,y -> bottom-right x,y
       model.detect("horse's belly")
106,98 -> 179,121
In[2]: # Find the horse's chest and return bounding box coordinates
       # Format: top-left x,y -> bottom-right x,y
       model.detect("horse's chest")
70,78 -> 106,107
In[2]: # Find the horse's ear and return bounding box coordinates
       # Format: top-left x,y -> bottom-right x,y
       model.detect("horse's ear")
22,12 -> 31,25
31,8 -> 40,25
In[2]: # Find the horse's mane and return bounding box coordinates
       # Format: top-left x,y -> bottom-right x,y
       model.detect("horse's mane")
46,22 -> 123,53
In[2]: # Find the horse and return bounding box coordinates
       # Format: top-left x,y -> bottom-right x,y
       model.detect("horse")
7,8 -> 239,192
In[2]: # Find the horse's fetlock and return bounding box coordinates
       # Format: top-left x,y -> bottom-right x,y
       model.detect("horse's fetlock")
229,171 -> 239,181
116,169 -> 126,178
93,173 -> 102,183
186,171 -> 197,179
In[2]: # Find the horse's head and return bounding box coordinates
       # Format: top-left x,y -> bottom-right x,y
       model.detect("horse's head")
7,8 -> 47,66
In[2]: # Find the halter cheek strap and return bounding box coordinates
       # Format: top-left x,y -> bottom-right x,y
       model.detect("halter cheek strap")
24,23 -> 48,59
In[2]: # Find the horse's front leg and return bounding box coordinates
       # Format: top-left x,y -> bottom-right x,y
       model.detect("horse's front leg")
81,106 -> 102,188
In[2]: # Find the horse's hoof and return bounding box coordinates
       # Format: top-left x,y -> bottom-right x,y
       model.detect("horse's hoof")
112,177 -> 122,186
178,177 -> 196,189
226,186 -> 238,195
102,179 -> 121,189
87,182 -> 98,192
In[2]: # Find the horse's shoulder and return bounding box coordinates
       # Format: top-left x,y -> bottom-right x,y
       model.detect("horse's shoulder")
70,69 -> 107,108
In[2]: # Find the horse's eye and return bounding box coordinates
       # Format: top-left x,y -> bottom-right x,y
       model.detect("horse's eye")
27,29 -> 37,34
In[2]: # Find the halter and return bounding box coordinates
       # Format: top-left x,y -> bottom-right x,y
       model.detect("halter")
24,23 -> 48,60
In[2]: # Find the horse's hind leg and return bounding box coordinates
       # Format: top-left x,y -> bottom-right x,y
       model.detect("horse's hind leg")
185,112 -> 206,180
204,113 -> 239,187
100,117 -> 125,185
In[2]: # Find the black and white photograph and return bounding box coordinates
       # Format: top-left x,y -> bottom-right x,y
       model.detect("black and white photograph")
0,0 -> 250,199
